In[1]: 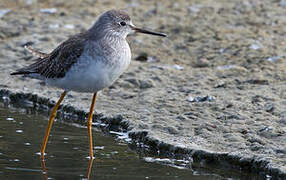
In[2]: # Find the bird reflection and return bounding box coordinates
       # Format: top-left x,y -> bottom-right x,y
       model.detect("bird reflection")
40,159 -> 48,180
40,157 -> 95,180
86,158 -> 94,179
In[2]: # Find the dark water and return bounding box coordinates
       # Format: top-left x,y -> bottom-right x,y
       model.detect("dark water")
0,106 -> 253,180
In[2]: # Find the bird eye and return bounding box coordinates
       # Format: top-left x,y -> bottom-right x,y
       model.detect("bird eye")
120,21 -> 126,26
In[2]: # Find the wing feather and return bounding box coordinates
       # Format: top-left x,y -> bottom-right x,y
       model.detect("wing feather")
11,32 -> 89,79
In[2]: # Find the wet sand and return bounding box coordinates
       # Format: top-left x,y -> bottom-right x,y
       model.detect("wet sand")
0,0 -> 285,178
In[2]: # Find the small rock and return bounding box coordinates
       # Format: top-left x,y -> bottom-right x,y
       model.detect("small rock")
135,52 -> 148,62
249,44 -> 261,50
267,56 -> 283,62
119,82 -> 133,89
173,64 -> 184,70
248,137 -> 265,145
279,118 -> 286,125
275,148 -> 286,154
187,95 -> 215,102
251,95 -> 264,103
187,5 -> 201,14
193,58 -> 210,68
125,78 -> 139,87
244,79 -> 269,85
259,126 -> 273,133
176,115 -> 187,121
124,78 -> 154,89
265,103 -> 274,113
120,92 -> 136,99
165,126 -> 179,135
250,142 -> 263,151
40,8 -> 57,14
147,56 -> 159,63
216,65 -> 236,70
219,48 -> 224,54
173,58 -> 181,63
249,41 -> 263,50
216,65 -> 248,74
139,79 -> 154,89
64,24 -> 75,29
214,81 -> 226,88
49,24 -> 59,29
187,96 -> 195,102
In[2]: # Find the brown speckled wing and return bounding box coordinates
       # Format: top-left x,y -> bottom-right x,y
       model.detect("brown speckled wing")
12,32 -> 88,79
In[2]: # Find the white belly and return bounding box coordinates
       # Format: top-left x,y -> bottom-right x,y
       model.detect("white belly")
47,53 -> 130,92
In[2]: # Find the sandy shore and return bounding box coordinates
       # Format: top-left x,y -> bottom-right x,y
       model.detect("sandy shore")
0,0 -> 285,178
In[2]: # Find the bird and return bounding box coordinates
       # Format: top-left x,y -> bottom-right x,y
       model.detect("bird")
10,9 -> 167,160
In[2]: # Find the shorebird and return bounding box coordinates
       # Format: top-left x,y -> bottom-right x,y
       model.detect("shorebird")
10,9 -> 166,159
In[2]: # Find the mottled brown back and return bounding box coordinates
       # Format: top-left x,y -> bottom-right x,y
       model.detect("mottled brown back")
11,32 -> 89,78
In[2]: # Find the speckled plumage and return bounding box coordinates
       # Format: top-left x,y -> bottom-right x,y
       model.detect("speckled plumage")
15,32 -> 89,79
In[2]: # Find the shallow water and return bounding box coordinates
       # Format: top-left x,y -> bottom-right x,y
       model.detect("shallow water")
0,106 -> 253,180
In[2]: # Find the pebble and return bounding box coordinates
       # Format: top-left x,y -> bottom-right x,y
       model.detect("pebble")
267,56 -> 283,62
165,126 -> 179,135
139,79 -> 154,89
214,81 -> 226,88
249,41 -> 263,50
147,56 -> 159,63
193,58 -> 210,68
244,79 -> 268,85
187,5 -> 201,14
40,8 -> 57,14
49,24 -> 59,29
173,64 -> 184,70
135,52 -> 148,62
124,78 -> 154,89
187,95 -> 215,102
64,24 -> 75,29
125,78 -> 139,87
216,65 -> 236,70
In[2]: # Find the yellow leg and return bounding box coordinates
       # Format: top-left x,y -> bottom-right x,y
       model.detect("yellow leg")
87,93 -> 97,159
40,91 -> 67,159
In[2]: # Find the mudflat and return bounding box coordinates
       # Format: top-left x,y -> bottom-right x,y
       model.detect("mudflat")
0,0 -> 285,178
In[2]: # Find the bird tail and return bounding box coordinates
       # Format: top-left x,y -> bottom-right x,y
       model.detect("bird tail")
10,71 -> 35,75
10,46 -> 48,76
10,59 -> 45,76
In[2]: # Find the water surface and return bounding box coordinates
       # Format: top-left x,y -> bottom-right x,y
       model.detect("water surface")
0,106 -> 252,180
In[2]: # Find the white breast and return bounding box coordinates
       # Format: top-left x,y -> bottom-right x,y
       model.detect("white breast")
47,40 -> 131,93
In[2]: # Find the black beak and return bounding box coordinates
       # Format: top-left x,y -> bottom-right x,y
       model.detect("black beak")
131,25 -> 167,37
